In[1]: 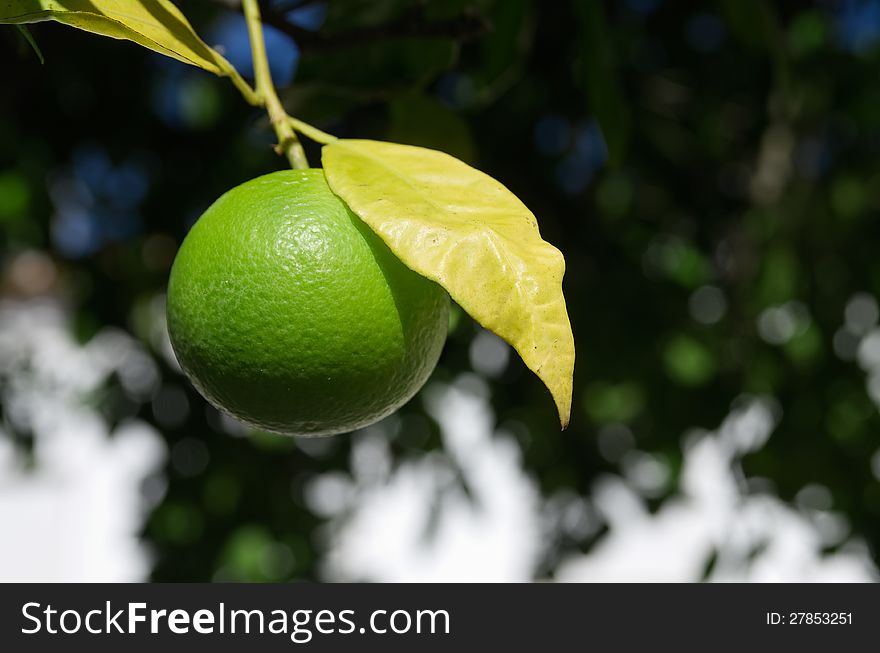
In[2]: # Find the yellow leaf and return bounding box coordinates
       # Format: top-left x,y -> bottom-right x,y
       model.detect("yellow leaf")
323,139 -> 574,427
1,0 -> 244,84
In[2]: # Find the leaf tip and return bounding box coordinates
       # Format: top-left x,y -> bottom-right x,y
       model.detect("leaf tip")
557,402 -> 571,431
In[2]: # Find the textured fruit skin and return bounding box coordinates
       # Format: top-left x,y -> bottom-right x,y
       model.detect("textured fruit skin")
167,169 -> 449,437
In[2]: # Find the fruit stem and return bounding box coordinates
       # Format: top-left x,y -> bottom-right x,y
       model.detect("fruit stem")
242,0 -> 309,170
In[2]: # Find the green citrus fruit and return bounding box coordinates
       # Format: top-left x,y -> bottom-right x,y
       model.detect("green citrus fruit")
166,169 -> 449,437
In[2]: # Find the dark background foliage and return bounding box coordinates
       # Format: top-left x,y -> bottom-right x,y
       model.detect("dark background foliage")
2,0 -> 880,580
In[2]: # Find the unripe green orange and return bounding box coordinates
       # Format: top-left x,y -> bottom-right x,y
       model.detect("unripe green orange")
167,169 -> 448,437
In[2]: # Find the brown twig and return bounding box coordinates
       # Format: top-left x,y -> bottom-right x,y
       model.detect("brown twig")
251,0 -> 490,53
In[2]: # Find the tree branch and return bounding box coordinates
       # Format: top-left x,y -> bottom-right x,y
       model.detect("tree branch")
253,1 -> 491,54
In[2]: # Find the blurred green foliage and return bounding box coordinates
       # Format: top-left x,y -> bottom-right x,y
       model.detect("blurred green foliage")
3,0 -> 880,580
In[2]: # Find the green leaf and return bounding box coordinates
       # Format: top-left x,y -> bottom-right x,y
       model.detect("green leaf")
293,38 -> 457,96
323,139 -> 574,427
0,0 -> 244,84
16,24 -> 44,63
281,82 -> 365,126
469,0 -> 531,105
387,93 -> 476,164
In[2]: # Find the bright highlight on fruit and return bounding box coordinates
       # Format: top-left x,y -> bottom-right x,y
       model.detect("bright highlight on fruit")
166,170 -> 449,437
